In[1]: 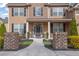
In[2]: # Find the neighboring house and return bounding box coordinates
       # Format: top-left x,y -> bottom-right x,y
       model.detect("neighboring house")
0,18 -> 3,24
3,17 -> 8,32
7,3 -> 79,39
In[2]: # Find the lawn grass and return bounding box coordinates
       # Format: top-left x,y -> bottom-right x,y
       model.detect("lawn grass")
19,40 -> 33,48
43,39 -> 52,49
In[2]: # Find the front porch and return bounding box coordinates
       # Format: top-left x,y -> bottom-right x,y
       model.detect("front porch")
26,21 -> 70,39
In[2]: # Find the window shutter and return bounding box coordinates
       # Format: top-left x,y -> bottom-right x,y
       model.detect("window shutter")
12,24 -> 14,32
24,8 -> 26,16
12,8 -> 14,16
63,9 -> 65,16
63,23 -> 65,32
33,7 -> 35,16
41,8 -> 43,16
51,8 -> 53,16
24,24 -> 26,34
51,23 -> 53,33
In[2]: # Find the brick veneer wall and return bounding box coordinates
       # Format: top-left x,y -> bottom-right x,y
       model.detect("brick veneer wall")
52,32 -> 68,49
4,32 -> 19,50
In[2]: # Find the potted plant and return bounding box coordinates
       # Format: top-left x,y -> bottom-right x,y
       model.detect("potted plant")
44,32 -> 49,39
27,32 -> 31,39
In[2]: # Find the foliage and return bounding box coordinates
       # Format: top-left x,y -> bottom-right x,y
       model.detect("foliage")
0,23 -> 6,49
43,39 -> 52,49
68,36 -> 79,39
69,17 -> 78,35
0,36 -> 4,49
68,36 -> 79,48
44,32 -> 49,39
0,23 -> 6,36
27,32 -> 31,39
19,40 -> 33,46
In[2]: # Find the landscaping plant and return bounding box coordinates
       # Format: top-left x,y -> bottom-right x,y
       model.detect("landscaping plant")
68,36 -> 79,48
0,23 -> 6,49
69,17 -> 78,35
68,17 -> 79,48
44,32 -> 49,39
27,32 -> 30,39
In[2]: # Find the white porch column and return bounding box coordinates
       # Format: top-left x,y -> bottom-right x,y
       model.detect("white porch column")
26,22 -> 29,38
48,21 -> 50,39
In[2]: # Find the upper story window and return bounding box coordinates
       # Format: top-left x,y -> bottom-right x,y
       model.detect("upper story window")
34,7 -> 43,16
51,7 -> 64,16
12,8 -> 26,16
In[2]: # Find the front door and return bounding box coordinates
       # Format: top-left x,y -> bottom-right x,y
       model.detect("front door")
33,24 -> 42,38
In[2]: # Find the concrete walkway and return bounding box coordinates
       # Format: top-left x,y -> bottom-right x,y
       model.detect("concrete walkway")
0,39 -> 79,56
14,38 -> 56,56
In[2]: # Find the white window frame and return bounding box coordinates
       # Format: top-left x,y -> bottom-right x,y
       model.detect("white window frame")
13,24 -> 25,34
53,23 -> 64,32
13,8 -> 25,16
13,8 -> 18,16
52,7 -> 64,16
35,7 -> 42,16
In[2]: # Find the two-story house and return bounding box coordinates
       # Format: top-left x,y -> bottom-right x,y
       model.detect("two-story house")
7,3 -> 77,39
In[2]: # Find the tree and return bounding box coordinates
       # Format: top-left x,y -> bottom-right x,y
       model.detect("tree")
0,23 -> 6,49
0,23 -> 6,36
69,17 -> 78,35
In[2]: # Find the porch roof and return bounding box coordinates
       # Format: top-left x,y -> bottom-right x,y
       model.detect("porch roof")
27,18 -> 72,22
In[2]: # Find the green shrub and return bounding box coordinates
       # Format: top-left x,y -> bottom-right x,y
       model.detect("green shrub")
68,36 -> 79,48
69,17 -> 78,35
68,36 -> 79,39
0,36 -> 4,49
0,23 -> 6,49
0,23 -> 6,36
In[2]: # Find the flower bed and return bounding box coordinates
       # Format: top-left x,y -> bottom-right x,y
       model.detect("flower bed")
19,40 -> 33,49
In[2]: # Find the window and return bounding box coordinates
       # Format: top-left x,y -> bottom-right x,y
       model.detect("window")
20,8 -> 25,16
13,8 -> 26,16
13,24 -> 26,34
75,10 -> 79,15
51,23 -> 64,32
13,8 -> 18,16
34,7 -> 42,16
51,8 -> 64,16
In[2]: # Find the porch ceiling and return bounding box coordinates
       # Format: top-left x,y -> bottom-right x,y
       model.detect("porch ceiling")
27,18 -> 72,22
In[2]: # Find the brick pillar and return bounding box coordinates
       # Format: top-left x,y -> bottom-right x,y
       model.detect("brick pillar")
4,32 -> 19,50
52,32 -> 68,49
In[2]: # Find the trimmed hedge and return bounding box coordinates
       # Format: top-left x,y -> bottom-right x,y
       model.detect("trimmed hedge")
68,36 -> 79,48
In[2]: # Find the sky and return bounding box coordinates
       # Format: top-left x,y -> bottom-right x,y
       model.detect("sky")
0,0 -> 79,19
0,3 -> 8,19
